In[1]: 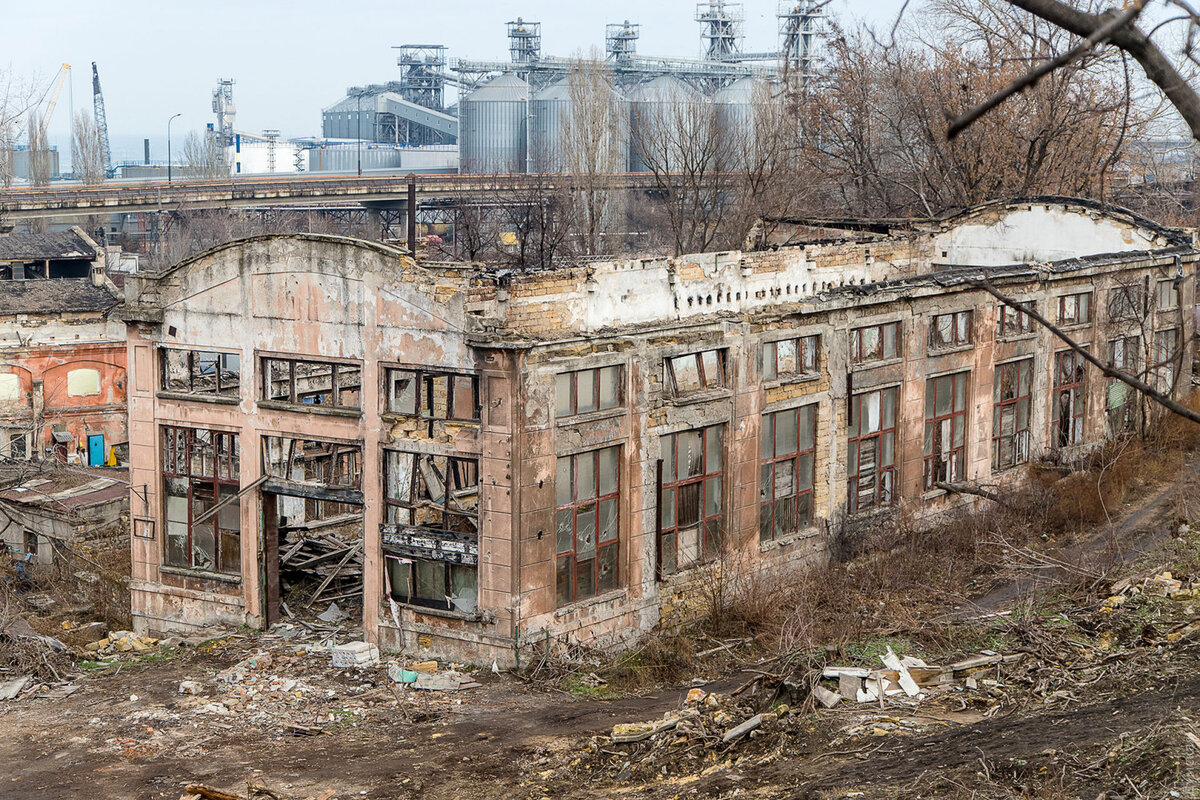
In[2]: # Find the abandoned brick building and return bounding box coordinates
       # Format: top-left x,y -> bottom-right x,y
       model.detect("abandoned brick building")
0,226 -> 127,467
118,198 -> 1197,664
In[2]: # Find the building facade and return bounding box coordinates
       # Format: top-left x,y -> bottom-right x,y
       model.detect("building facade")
119,200 -> 1197,664
0,227 -> 127,466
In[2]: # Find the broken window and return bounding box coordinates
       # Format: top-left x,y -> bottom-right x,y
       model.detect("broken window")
262,437 -> 362,490
161,426 -> 240,575
383,368 -> 479,421
1052,350 -> 1086,448
923,372 -> 968,490
555,446 -> 620,605
1107,283 -> 1145,323
260,356 -> 361,410
555,365 -> 623,418
762,335 -> 819,381
992,359 -> 1032,471
1153,328 -> 1180,392
1156,279 -> 1179,310
665,350 -> 727,396
160,348 -> 240,397
846,387 -> 897,513
849,322 -> 901,365
760,404 -> 817,541
7,431 -> 28,460
381,449 -> 479,613
1056,292 -> 1092,326
929,311 -> 972,350
658,426 -> 723,576
996,302 -> 1035,338
1106,336 -> 1140,433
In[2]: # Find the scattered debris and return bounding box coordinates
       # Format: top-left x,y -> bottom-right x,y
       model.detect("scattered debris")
330,641 -> 379,668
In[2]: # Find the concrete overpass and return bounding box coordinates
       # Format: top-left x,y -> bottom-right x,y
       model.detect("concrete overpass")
0,172 -> 669,221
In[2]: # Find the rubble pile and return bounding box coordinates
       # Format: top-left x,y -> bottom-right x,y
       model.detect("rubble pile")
279,526 -> 364,608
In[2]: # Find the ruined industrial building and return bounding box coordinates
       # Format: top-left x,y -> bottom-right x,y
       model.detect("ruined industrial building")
104,197 -> 1195,665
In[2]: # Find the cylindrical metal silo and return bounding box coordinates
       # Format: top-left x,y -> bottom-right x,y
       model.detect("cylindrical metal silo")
713,76 -> 762,166
529,80 -> 570,172
627,75 -> 700,173
530,77 -> 629,174
458,73 -> 529,174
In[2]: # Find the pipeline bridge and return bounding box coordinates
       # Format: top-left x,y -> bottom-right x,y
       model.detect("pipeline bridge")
0,172 -> 670,221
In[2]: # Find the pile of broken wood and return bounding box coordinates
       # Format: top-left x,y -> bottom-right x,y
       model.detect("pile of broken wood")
279,515 -> 363,609
811,647 -> 1025,709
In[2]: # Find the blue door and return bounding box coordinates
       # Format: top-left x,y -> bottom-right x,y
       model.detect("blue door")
87,434 -> 104,466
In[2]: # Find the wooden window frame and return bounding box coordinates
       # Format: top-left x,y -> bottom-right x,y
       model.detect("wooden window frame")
847,387 -> 898,513
992,359 -> 1033,471
160,347 -> 241,397
555,365 -> 624,419
383,367 -> 480,422
658,425 -> 724,576
1156,279 -> 1180,310
1056,291 -> 1093,326
555,446 -> 621,605
996,302 -> 1035,338
759,404 -> 817,541
1052,350 -> 1087,448
161,425 -> 240,574
849,321 -> 901,365
665,350 -> 728,397
929,311 -> 973,350
762,334 -> 820,381
923,372 -> 969,490
260,356 -> 362,410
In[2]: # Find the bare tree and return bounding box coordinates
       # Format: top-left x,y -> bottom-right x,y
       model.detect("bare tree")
0,65 -> 39,188
71,112 -> 106,185
559,56 -> 626,256
25,114 -> 52,188
182,130 -> 228,179
632,87 -> 731,255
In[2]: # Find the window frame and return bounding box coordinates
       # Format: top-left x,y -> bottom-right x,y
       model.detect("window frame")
555,364 -> 624,419
1156,279 -> 1180,311
1153,327 -> 1180,391
996,302 -> 1035,338
928,310 -> 973,350
1052,349 -> 1087,448
555,446 -> 621,605
658,425 -> 724,576
161,425 -> 240,575
160,347 -> 241,398
1107,283 -> 1146,324
1056,291 -> 1093,326
260,355 -> 362,410
761,334 -> 820,381
382,366 -> 480,422
923,372 -> 969,490
759,404 -> 817,541
846,387 -> 898,513
992,359 -> 1033,472
664,349 -> 728,397
849,321 -> 902,365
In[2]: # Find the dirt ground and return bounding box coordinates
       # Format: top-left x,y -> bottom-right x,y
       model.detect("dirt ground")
4,458 -> 1200,800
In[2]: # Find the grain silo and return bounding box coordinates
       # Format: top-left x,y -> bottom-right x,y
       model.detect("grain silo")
627,75 -> 701,173
458,73 -> 530,174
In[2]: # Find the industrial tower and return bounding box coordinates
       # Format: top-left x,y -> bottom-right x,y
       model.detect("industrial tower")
507,18 -> 542,64
696,1 -> 744,62
212,79 -> 236,146
395,45 -> 448,110
605,21 -> 640,61
779,1 -> 826,83
90,63 -> 112,176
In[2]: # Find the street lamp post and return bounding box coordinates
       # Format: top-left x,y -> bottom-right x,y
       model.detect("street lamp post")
167,113 -> 181,184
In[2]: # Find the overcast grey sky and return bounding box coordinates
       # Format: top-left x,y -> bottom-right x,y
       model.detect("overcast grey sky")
8,0 -> 906,163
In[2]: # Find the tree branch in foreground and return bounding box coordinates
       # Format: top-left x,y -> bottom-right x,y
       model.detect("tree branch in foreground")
970,277 -> 1200,426
947,2 -> 1146,139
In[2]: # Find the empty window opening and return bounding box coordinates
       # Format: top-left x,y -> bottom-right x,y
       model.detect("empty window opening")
162,348 -> 240,397
384,368 -> 479,421
162,426 -> 240,575
262,356 -> 361,409
1052,350 -> 1086,448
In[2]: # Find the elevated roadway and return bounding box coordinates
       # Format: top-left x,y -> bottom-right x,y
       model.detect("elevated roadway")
0,172 -> 668,221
